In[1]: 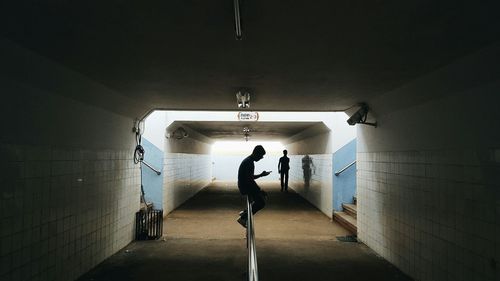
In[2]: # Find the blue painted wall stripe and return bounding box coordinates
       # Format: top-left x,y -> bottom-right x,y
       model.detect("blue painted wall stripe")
332,139 -> 356,212
141,138 -> 164,209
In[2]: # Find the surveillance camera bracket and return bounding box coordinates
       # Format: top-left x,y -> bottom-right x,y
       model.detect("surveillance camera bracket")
361,121 -> 377,127
347,103 -> 377,127
358,103 -> 377,128
359,109 -> 377,127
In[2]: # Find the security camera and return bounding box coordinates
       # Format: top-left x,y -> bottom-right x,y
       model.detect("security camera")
166,127 -> 189,139
347,103 -> 377,127
347,105 -> 368,125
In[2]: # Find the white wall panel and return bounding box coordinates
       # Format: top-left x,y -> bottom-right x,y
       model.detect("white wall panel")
289,154 -> 333,218
163,153 -> 212,215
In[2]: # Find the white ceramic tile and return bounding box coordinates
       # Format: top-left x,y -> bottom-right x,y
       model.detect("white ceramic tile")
288,154 -> 333,217
162,153 -> 212,215
357,148 -> 500,281
0,145 -> 140,281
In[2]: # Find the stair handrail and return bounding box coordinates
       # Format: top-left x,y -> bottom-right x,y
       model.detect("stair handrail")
141,160 -> 162,175
334,160 -> 356,176
246,196 -> 259,281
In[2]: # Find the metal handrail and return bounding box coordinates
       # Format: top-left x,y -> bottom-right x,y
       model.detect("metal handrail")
334,160 -> 356,176
246,196 -> 259,281
141,161 -> 162,175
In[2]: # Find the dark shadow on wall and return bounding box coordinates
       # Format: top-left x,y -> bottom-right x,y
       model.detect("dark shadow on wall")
301,154 -> 315,188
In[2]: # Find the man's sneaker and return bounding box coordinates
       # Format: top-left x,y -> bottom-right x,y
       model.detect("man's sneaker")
237,216 -> 247,228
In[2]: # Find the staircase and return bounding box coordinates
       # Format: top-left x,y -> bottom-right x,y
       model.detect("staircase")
333,196 -> 357,234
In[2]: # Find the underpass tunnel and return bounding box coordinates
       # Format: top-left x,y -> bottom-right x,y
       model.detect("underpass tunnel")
2,39 -> 500,281
1,2 -> 500,280
140,112 -> 356,220
126,112 -> 368,280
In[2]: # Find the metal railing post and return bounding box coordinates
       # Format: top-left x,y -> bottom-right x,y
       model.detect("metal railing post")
246,196 -> 259,281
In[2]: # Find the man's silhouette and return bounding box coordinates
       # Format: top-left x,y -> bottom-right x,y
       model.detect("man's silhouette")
236,145 -> 271,228
278,149 -> 290,192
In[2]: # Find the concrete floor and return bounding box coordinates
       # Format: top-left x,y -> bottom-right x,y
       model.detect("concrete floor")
77,181 -> 412,281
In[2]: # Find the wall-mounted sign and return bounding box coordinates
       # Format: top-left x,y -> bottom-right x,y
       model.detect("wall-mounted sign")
238,112 -> 259,121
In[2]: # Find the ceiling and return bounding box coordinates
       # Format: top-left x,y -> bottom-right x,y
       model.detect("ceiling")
168,121 -> 328,141
1,1 -> 499,116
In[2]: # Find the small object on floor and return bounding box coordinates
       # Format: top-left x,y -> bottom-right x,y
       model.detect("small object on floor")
336,235 -> 357,242
237,216 -> 247,228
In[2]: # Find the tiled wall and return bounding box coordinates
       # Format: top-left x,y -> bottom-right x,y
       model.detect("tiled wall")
357,149 -> 499,281
289,154 -> 333,218
0,144 -> 140,281
163,153 -> 212,215
354,45 -> 500,281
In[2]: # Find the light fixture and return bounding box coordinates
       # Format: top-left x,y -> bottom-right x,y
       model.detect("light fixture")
236,90 -> 250,108
234,0 -> 242,40
243,127 -> 250,141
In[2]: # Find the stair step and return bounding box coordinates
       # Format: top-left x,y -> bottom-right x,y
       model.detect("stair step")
342,203 -> 357,218
333,211 -> 357,234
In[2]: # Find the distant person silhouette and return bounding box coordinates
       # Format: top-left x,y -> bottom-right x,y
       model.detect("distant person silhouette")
302,154 -> 315,188
278,150 -> 290,192
236,145 -> 271,228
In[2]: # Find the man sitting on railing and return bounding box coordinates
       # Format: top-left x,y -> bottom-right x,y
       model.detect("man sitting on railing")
236,145 -> 271,228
